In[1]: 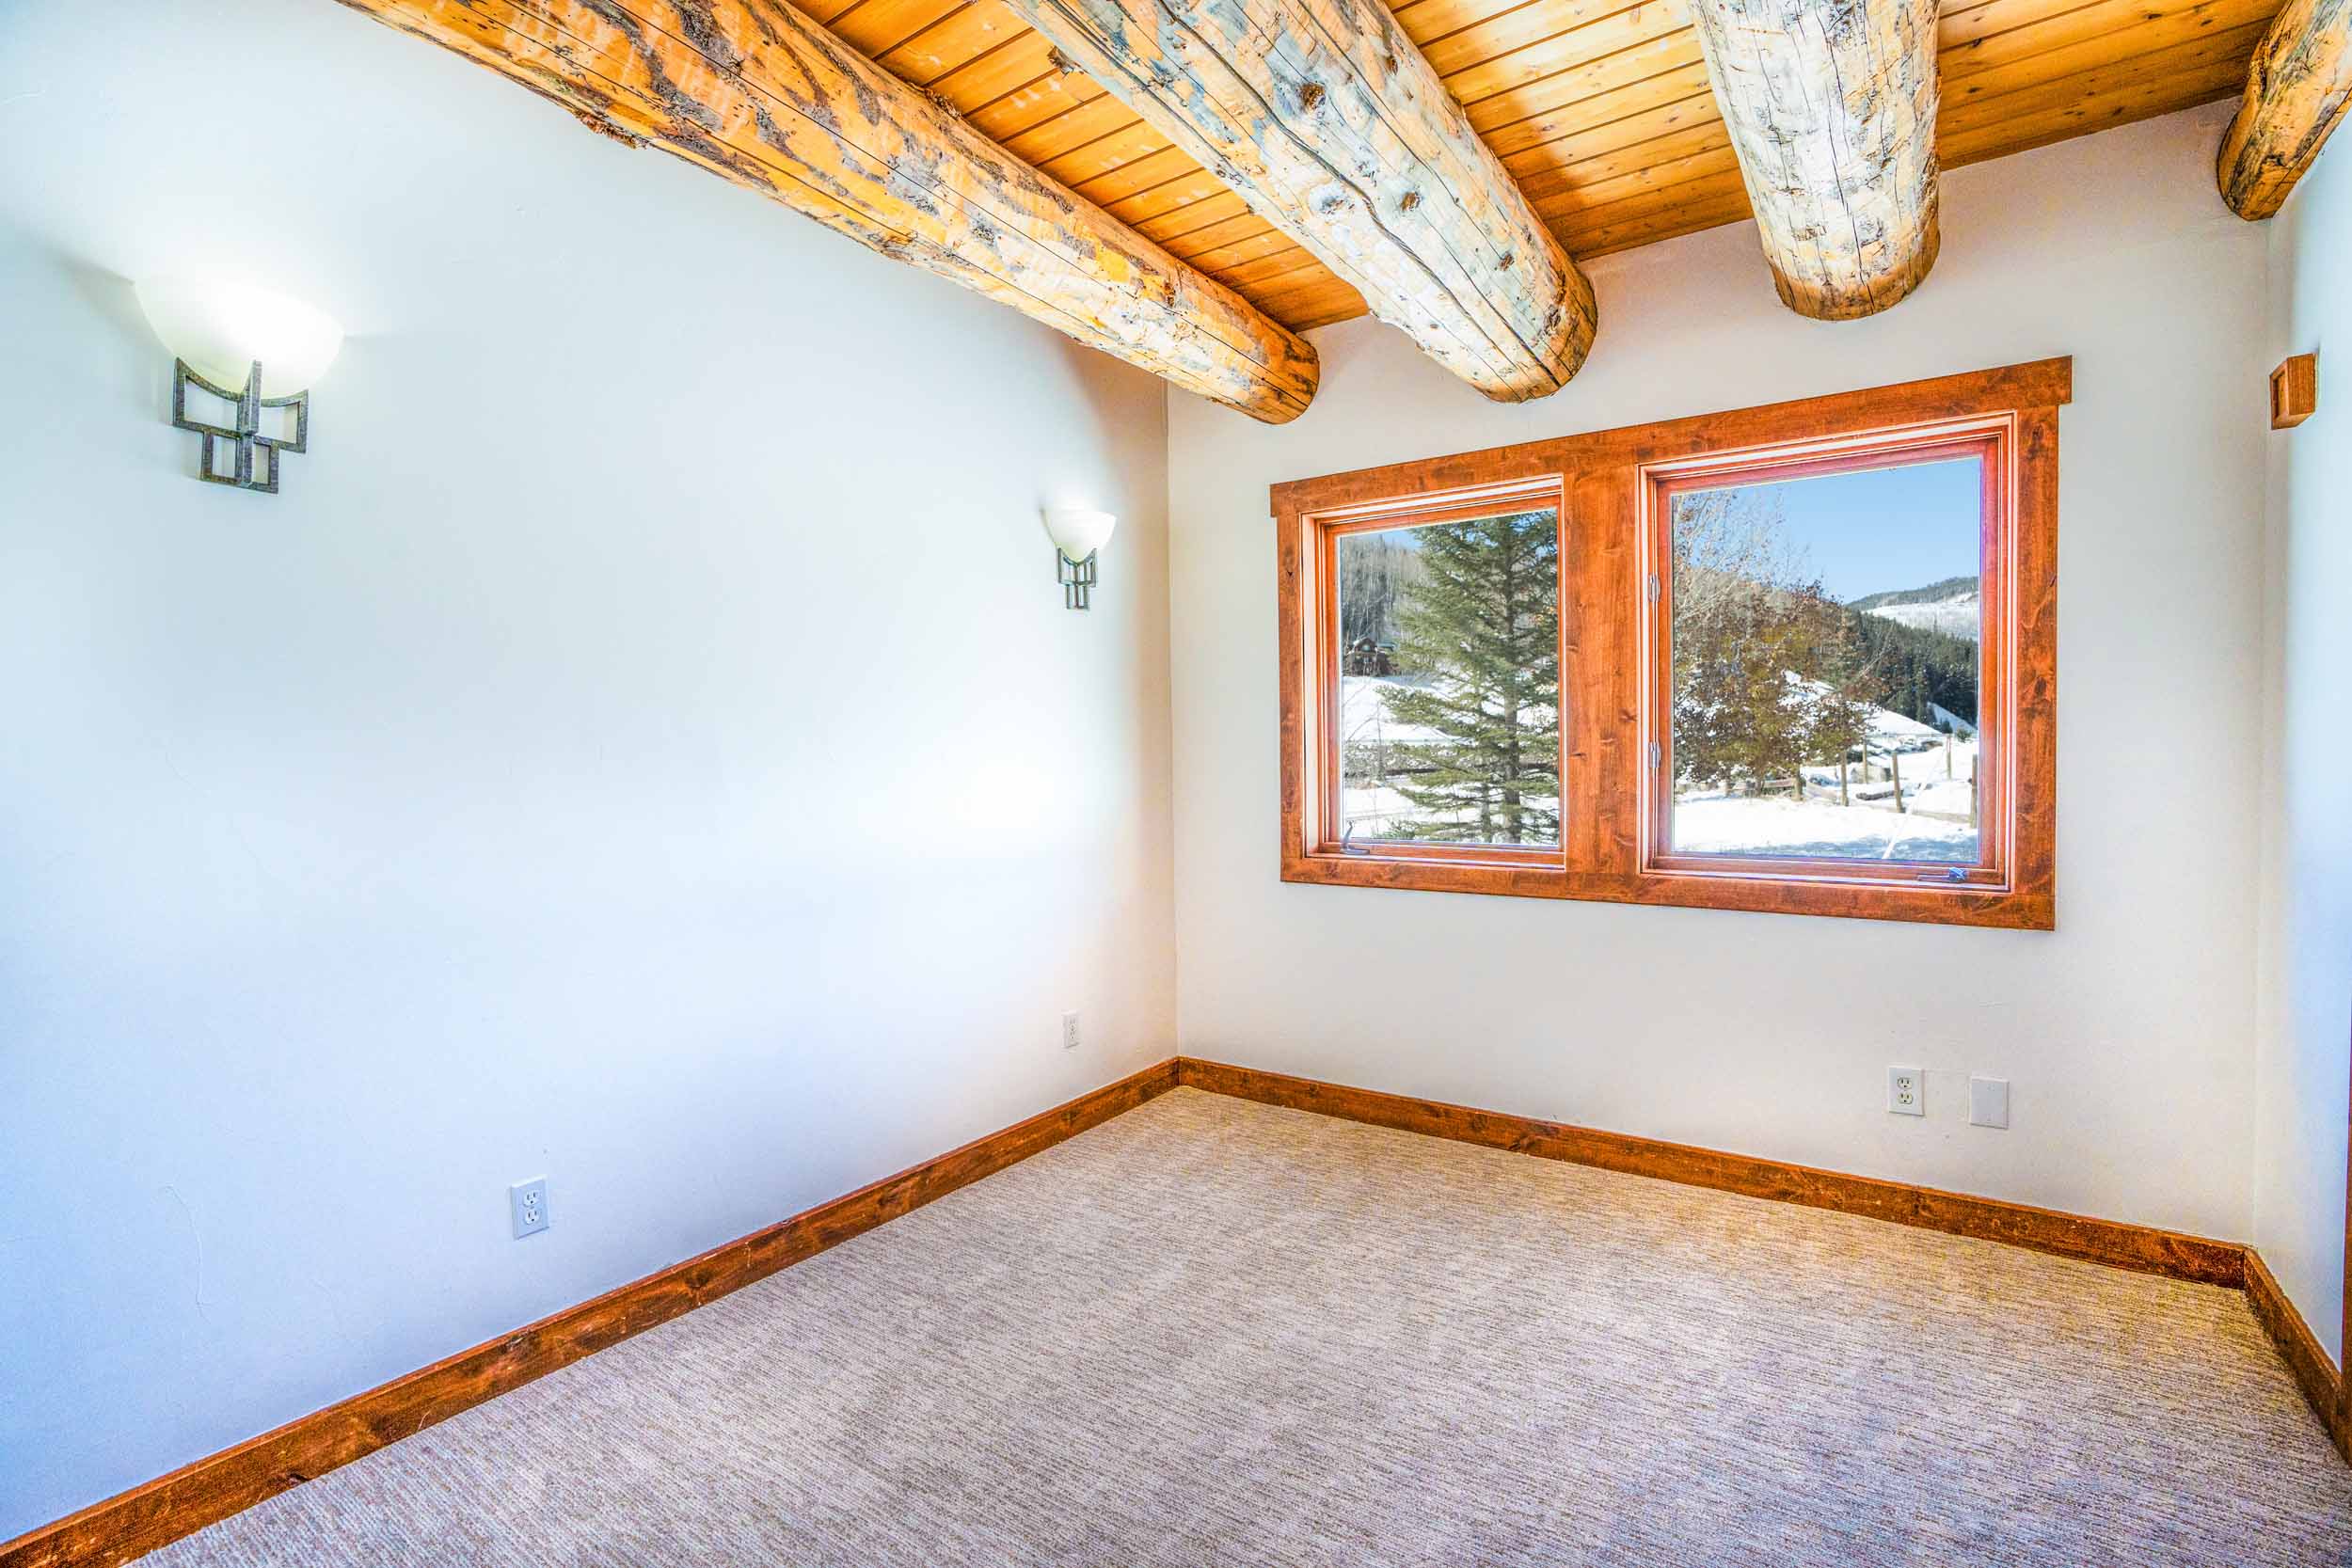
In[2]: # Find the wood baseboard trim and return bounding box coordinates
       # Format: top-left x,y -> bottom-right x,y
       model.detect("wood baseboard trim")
1172,1058 -> 2247,1287
0,1059 -> 1181,1568
2244,1245 -> 2345,1454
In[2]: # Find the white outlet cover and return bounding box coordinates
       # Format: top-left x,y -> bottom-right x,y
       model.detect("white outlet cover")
510,1179 -> 549,1239
1888,1067 -> 1925,1117
1969,1077 -> 2010,1129
1061,1010 -> 1080,1050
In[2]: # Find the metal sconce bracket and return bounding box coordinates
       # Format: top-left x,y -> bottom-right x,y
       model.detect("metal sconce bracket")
172,358 -> 309,494
1057,547 -> 1099,610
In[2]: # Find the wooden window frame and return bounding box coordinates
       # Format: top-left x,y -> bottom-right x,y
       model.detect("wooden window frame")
1276,358 -> 2068,929
1641,423 -> 2012,893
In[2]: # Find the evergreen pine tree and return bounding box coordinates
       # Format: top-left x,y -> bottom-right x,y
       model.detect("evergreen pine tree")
1375,511 -> 1560,844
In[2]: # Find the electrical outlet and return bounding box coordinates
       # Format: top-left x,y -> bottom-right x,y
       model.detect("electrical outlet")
1969,1076 -> 2010,1129
1061,1010 -> 1080,1051
1888,1067 -> 1925,1117
510,1179 -> 549,1239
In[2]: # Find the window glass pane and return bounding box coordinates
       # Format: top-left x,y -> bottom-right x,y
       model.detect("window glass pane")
1336,507 -> 1560,847
1668,456 -> 1981,863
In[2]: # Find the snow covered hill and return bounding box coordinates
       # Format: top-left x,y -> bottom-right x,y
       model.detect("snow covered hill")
1864,590 -> 1980,640
1850,576 -> 1981,641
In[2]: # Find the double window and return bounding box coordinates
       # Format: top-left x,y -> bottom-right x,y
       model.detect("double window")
1277,360 -> 2065,928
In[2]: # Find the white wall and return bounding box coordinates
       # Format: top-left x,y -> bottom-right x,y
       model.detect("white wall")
1,9 -> 2330,1534
0,0 -> 1175,1537
1168,103 -> 2271,1244
2253,134 -> 2352,1362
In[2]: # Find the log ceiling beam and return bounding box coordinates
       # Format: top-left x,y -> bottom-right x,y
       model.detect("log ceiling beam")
2217,0 -> 2352,220
331,0 -> 1319,422
996,0 -> 1598,401
1687,0 -> 1943,320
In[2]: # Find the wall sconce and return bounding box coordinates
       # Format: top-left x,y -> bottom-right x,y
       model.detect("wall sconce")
1043,508 -> 1117,610
135,279 -> 343,494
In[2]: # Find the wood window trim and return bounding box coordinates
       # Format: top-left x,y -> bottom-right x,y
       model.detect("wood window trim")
1310,479 -> 1568,871
1275,358 -> 2068,929
1641,424 -> 2013,892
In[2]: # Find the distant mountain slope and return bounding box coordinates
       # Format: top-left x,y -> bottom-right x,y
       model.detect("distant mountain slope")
1849,575 -> 1979,611
1850,575 -> 1980,641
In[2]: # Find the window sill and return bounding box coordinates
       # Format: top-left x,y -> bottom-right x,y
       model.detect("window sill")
1282,849 -> 1569,900
1282,849 -> 2053,929
1629,866 -> 2052,929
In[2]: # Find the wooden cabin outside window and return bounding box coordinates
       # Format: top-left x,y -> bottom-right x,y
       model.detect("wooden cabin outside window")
1275,360 -> 2067,929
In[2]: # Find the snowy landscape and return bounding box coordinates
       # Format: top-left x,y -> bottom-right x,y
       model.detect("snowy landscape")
1343,670 -> 1977,861
1340,568 -> 1981,861
1334,481 -> 1982,864
1671,694 -> 1978,863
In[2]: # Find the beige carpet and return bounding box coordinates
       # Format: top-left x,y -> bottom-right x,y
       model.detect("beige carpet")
150,1086 -> 2352,1566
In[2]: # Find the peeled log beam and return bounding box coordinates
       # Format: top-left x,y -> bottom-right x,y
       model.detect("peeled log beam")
2217,0 -> 2352,220
999,0 -> 1596,401
331,0 -> 1318,421
1688,0 -> 1941,320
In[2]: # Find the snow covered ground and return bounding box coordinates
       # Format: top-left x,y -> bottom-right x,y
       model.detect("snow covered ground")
1672,790 -> 1977,863
1339,673 -> 1977,862
1339,675 -> 1559,844
1340,675 -> 1453,748
1677,729 -> 1978,862
1338,780 -> 1560,845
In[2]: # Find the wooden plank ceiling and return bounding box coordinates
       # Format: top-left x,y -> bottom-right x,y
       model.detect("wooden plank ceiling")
805,0 -> 2283,333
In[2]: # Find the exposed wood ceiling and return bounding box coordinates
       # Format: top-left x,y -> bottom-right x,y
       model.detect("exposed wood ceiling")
814,0 -> 2285,335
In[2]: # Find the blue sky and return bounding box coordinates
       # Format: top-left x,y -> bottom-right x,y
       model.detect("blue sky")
1699,457 -> 1981,603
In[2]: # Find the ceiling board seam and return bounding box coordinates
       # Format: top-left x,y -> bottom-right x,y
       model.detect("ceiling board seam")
914,25 -> 1044,90
1946,12 -> 2274,96
1516,130 -> 1738,198
1435,0 -> 1696,91
1937,16 -> 2274,121
815,0 -> 886,33
1036,111 -> 1174,168
1229,253 -> 1334,290
1139,201 -> 1260,245
1943,0 -> 2128,51
1449,20 -> 1702,111
1479,65 -> 1714,139
1408,0 -> 1577,55
966,66 -> 1108,124
1940,72 -> 2245,165
1073,151 -> 1196,203
1496,87 -> 1722,161
1939,0 -> 2279,87
873,0 -> 985,70
1167,217 -> 1284,257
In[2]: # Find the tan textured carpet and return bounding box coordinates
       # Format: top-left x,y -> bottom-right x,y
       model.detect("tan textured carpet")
150,1087 -> 2352,1566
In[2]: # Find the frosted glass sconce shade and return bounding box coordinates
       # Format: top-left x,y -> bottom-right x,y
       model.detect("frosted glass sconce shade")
1043,509 -> 1117,610
136,278 -> 343,494
135,279 -> 343,397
